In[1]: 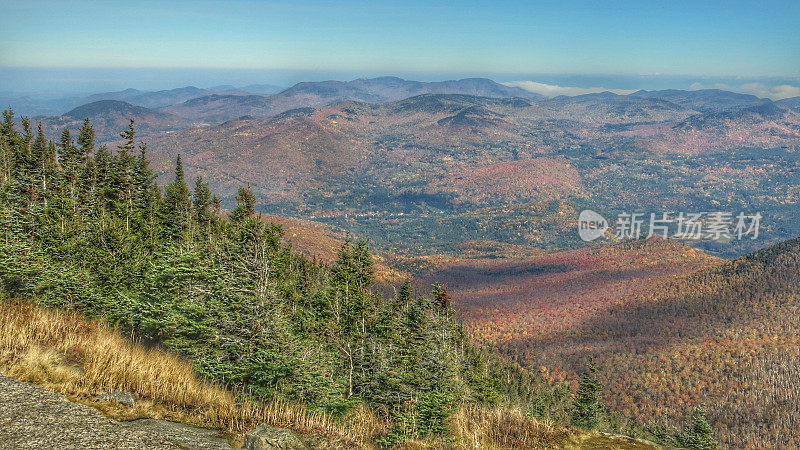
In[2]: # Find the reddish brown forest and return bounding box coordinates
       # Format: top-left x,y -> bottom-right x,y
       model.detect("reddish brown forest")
427,238 -> 800,448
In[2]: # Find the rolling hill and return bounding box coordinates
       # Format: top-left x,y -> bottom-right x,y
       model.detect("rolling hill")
36,100 -> 194,141
16,81 -> 800,259
445,236 -> 800,448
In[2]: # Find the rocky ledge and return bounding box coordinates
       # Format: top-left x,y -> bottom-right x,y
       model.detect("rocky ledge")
0,373 -> 232,449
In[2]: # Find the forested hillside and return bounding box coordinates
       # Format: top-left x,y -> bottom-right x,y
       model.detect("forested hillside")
421,238 -> 720,348
465,235 -> 800,448
0,109 -> 700,448
585,238 -> 800,448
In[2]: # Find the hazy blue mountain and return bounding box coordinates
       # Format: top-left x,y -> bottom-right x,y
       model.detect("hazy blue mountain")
240,83 -> 285,95
777,96 -> 800,112
630,88 -> 770,113
161,77 -> 542,123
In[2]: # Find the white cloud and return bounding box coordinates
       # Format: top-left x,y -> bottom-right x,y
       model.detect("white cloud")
689,81 -> 800,100
504,81 -> 637,97
740,83 -> 800,100
689,82 -> 730,91
505,80 -> 800,101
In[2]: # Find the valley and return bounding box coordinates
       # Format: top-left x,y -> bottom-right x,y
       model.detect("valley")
116,82 -> 800,258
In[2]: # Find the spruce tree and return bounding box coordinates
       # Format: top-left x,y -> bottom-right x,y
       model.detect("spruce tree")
229,186 -> 256,223
115,120 -> 137,230
77,118 -> 95,155
57,128 -> 81,206
93,144 -> 113,217
193,176 -> 213,238
431,283 -> 451,312
75,119 -> 96,215
30,124 -> 48,198
158,155 -> 190,243
133,141 -> 158,239
58,129 -> 73,160
0,109 -> 13,136
0,112 -> 12,186
572,356 -> 605,430
117,119 -> 136,159
397,279 -> 413,308
677,407 -> 718,450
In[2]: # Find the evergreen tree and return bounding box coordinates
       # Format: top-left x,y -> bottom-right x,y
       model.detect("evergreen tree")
397,279 -> 413,308
133,141 -> 158,239
20,117 -> 32,145
76,118 -> 95,157
74,119 -> 96,216
229,185 -> 256,223
331,240 -> 374,334
57,128 -> 82,206
572,356 -> 605,430
117,119 -> 136,159
0,111 -> 12,186
193,176 -> 214,238
431,283 -> 451,312
93,144 -> 113,217
0,109 -> 13,137
677,407 -> 718,450
114,120 -> 137,231
30,124 -> 49,200
158,155 -> 190,243
58,129 -> 73,161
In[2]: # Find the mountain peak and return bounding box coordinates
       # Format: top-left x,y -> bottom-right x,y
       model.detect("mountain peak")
64,100 -> 150,118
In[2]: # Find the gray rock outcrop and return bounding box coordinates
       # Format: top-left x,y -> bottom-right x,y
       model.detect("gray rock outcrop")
96,391 -> 136,408
0,372 -> 232,449
244,424 -> 307,449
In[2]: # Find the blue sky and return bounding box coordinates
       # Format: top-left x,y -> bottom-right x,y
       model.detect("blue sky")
1,0 -> 799,95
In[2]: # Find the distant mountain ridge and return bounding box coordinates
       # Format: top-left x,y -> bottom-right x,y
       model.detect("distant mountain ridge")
4,77 -> 787,124
630,88 -> 770,113
160,77 -> 542,124
159,79 -> 786,125
777,96 -> 800,112
81,86 -> 253,109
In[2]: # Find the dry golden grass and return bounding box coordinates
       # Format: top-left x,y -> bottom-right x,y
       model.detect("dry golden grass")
0,299 -> 647,449
0,299 -> 343,444
449,404 -> 571,449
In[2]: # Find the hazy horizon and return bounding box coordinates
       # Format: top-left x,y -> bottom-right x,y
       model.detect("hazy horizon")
2,1 -> 798,101
1,67 -> 799,102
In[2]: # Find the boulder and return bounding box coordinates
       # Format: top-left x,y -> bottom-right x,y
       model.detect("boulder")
95,391 -> 136,408
244,424 -> 306,449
